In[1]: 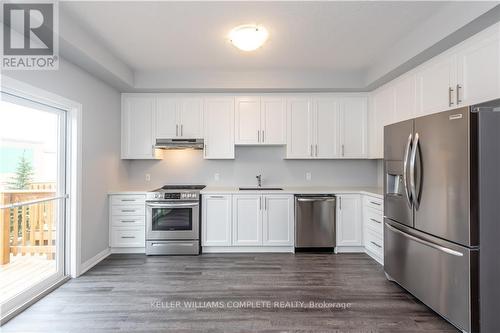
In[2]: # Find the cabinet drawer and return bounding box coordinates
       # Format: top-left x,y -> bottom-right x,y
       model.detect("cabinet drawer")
364,208 -> 383,235
111,227 -> 145,247
365,229 -> 383,258
112,216 -> 145,227
111,205 -> 145,216
364,196 -> 383,212
111,195 -> 145,205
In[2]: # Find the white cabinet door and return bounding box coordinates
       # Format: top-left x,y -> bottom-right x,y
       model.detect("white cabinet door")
232,195 -> 262,246
121,95 -> 157,159
456,27 -> 500,107
202,195 -> 232,246
156,96 -> 179,138
370,86 -> 395,159
235,96 -> 261,144
286,97 -> 314,158
336,195 -> 362,247
263,195 -> 294,246
339,97 -> 368,158
204,97 -> 235,159
416,54 -> 456,116
315,98 -> 339,158
179,97 -> 203,138
261,96 -> 286,145
393,74 -> 417,122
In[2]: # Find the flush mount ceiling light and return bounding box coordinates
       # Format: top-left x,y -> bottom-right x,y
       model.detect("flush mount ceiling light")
228,24 -> 269,52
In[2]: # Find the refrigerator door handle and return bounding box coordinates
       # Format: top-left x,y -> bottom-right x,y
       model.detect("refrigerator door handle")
385,223 -> 464,257
403,133 -> 413,208
410,132 -> 420,209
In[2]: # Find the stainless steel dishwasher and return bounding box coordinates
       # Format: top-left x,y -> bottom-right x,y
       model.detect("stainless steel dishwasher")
295,194 -> 336,250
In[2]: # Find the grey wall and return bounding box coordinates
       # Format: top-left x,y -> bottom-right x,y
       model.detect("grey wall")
5,59 -> 126,264
124,146 -> 379,190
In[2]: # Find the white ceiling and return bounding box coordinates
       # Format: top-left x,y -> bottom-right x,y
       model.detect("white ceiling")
62,1 -> 451,71
58,1 -> 499,91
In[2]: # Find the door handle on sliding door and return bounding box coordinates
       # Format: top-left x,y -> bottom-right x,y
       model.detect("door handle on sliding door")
409,132 -> 420,209
403,133 -> 412,208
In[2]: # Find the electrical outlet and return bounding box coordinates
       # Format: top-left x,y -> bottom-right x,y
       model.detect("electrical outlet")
306,172 -> 312,181
214,173 -> 220,181
145,173 -> 151,182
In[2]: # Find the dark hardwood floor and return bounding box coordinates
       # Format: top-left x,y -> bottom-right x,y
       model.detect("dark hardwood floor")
3,253 -> 458,332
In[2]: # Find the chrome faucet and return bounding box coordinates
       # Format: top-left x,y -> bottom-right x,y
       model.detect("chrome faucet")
256,174 -> 262,187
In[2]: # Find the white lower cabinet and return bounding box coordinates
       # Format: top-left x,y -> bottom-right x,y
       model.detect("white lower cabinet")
362,195 -> 384,264
109,194 -> 146,251
336,194 -> 363,249
232,195 -> 262,245
263,195 -> 294,245
202,193 -> 294,251
202,194 -> 232,246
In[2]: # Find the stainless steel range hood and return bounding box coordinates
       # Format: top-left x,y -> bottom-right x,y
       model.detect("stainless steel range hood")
155,138 -> 204,150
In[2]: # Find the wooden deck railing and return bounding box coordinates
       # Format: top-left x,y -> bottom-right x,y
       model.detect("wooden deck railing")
1,187 -> 57,265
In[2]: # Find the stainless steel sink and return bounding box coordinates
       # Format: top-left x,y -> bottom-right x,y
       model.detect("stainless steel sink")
239,187 -> 283,191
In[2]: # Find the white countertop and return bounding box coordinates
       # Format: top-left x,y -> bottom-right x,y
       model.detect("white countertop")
200,186 -> 383,198
108,190 -> 148,195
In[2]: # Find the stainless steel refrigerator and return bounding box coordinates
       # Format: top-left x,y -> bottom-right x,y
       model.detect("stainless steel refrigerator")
383,99 -> 500,333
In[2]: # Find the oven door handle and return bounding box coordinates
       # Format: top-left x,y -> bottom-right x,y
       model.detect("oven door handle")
146,202 -> 199,208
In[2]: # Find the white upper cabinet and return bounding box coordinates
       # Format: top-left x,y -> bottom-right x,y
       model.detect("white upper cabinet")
235,96 -> 286,145
179,97 -> 203,138
235,96 -> 261,144
121,95 -> 159,159
369,87 -> 395,159
261,96 -> 286,145
156,96 -> 178,138
393,73 -> 417,122
262,195 -> 294,246
315,98 -> 339,158
155,96 -> 203,139
336,194 -> 363,247
416,54 -> 457,116
286,96 -> 314,158
232,195 -> 262,246
456,25 -> 500,107
204,96 -> 235,159
339,97 -> 368,158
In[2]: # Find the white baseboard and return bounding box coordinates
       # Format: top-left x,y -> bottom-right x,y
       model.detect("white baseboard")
335,246 -> 365,253
79,247 -> 111,276
202,246 -> 294,253
110,247 -> 145,254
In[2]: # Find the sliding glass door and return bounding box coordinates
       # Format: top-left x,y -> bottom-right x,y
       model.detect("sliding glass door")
0,92 -> 68,319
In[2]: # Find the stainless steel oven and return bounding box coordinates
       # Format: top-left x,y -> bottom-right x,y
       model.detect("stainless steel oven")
145,185 -> 204,255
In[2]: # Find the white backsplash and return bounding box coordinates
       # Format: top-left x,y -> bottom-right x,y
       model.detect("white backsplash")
124,146 -> 380,190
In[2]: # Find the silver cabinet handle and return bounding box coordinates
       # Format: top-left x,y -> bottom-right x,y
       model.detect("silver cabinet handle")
257,130 -> 260,143
386,223 -> 463,257
259,197 -> 262,210
310,144 -> 313,157
456,84 -> 462,105
121,209 -> 135,212
370,201 -> 381,206
409,133 -> 420,209
315,144 -> 318,157
152,145 -> 155,156
209,195 -> 224,199
403,133 -> 413,208
341,144 -> 345,157
370,241 -> 382,248
370,218 -> 382,224
264,197 -> 267,210
448,87 -> 454,107
147,202 -> 198,208
121,236 -> 136,239
120,199 -> 136,202
297,197 -> 336,202
339,197 -> 342,210
262,130 -> 265,143
120,220 -> 136,223
176,124 -> 179,136
181,124 -> 183,136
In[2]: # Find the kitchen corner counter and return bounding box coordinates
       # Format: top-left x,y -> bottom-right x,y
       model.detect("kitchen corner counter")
200,186 -> 383,198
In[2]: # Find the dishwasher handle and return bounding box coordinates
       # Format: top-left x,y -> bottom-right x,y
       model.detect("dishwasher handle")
296,197 -> 336,202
